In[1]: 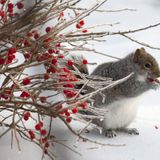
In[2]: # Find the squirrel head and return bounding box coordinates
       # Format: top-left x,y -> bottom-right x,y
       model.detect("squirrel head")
133,47 -> 160,83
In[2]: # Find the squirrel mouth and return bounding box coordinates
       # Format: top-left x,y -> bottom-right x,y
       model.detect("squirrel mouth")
147,77 -> 160,83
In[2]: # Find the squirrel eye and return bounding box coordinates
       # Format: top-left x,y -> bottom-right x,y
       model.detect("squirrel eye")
144,63 -> 152,68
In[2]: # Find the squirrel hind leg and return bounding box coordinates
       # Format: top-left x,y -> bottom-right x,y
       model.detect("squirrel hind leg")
103,128 -> 139,138
117,128 -> 139,135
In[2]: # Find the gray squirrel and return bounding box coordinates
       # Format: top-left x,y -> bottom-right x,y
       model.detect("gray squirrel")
70,48 -> 160,137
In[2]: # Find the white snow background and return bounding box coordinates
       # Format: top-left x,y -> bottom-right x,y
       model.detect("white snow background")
1,0 -> 160,160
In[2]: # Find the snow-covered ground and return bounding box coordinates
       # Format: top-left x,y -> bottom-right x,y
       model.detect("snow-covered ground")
1,0 -> 160,160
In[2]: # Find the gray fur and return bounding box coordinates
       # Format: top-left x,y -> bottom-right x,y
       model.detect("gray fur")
91,52 -> 159,107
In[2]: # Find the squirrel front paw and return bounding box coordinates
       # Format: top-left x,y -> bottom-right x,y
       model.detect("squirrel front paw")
103,129 -> 117,138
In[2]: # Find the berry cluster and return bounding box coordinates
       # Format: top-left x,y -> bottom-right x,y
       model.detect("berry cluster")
0,1 -> 91,158
0,47 -> 17,65
59,100 -> 87,123
24,112 -> 50,153
0,1 -> 24,20
76,19 -> 88,33
23,112 -> 31,121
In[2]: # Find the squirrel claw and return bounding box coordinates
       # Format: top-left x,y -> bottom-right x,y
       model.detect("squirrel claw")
104,129 -> 117,138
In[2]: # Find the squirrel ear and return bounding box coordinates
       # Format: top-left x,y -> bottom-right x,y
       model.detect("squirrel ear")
133,48 -> 146,63
140,47 -> 146,53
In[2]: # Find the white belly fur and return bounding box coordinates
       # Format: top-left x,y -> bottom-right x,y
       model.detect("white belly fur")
103,97 -> 139,130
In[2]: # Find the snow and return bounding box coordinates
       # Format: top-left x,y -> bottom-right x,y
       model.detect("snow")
1,0 -> 160,160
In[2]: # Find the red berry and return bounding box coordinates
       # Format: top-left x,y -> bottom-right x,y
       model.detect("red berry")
8,47 -> 17,55
76,23 -> 81,29
8,3 -> 14,9
80,101 -> 87,109
8,55 -> 15,62
79,20 -> 85,26
66,117 -> 72,123
35,123 -> 41,131
23,115 -> 29,121
16,2 -> 24,9
22,78 -> 31,85
82,59 -> 88,64
40,96 -> 47,103
34,33 -> 40,39
1,94 -> 9,100
82,29 -> 88,33
55,50 -> 60,54
30,134 -> 35,140
20,91 -> 30,98
0,11 -> 5,17
40,129 -> 47,136
65,111 -> 70,117
48,66 -> 56,73
8,8 -> 13,13
44,37 -> 52,43
28,130 -> 35,140
66,91 -> 76,98
23,112 -> 30,121
20,92 -> 25,98
63,89 -> 69,94
72,108 -> 78,114
67,60 -> 74,66
26,32 -> 33,37
63,83 -> 74,88
39,137 -> 46,143
148,78 -> 155,83
4,89 -> 12,95
56,43 -> 61,48
48,48 -> 55,54
24,40 -> 31,47
24,53 -> 31,59
12,48 -> 17,53
45,26 -> 52,33
51,58 -> 57,65
28,130 -> 33,134
0,58 -> 5,64
63,67 -> 70,73
25,112 -> 31,117
0,0 -> 6,5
